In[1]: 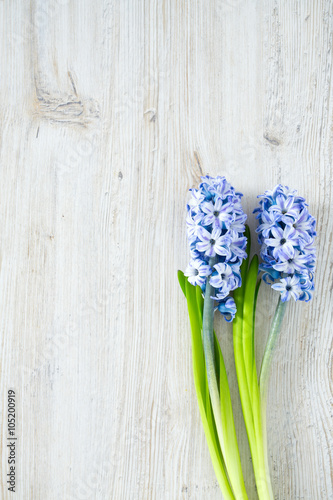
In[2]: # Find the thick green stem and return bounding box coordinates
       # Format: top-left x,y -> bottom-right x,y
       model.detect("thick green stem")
259,297 -> 287,498
202,262 -> 222,445
203,257 -> 248,500
234,257 -> 273,500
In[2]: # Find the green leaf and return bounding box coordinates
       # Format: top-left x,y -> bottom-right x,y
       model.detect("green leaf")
233,240 -> 273,498
242,255 -> 259,406
242,256 -> 262,461
252,279 -> 261,389
234,224 -> 251,308
233,237 -> 259,474
178,275 -> 235,500
250,277 -> 262,463
196,285 -> 204,322
177,270 -> 186,297
196,392 -> 235,500
185,279 -> 207,401
215,333 -> 249,500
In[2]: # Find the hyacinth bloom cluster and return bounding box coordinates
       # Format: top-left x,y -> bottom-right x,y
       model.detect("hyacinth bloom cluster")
254,185 -> 316,302
184,175 -> 247,321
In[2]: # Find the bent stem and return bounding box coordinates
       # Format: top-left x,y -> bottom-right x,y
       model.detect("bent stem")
202,257 -> 248,500
259,297 -> 287,496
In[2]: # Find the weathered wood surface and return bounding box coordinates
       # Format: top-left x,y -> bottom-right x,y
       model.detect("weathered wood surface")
0,1 -> 332,499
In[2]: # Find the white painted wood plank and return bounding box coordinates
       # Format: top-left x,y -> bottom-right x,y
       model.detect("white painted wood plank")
0,1 -> 331,499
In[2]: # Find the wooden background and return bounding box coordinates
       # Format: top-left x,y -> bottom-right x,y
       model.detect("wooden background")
0,1 -> 332,499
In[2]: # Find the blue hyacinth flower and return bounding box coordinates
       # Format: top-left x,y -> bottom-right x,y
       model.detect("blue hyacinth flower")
184,175 -> 248,321
255,184 -> 316,302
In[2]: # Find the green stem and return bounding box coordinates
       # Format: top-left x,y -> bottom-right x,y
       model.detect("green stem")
179,271 -> 236,500
203,257 -> 248,500
234,257 -> 273,500
259,297 -> 287,498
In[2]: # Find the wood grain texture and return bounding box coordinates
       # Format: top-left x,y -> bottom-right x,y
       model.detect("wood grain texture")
0,1 -> 332,499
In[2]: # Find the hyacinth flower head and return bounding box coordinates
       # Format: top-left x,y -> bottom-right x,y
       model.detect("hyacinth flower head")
185,175 -> 247,321
254,184 -> 316,302
179,175 -> 250,499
